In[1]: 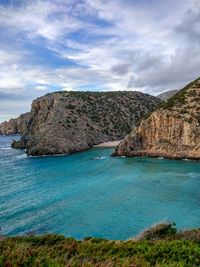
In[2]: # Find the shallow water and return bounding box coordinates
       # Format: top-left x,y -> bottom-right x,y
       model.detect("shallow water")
0,135 -> 200,240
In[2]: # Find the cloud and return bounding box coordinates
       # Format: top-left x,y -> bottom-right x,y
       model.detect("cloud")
175,7 -> 200,42
0,100 -> 31,123
62,87 -> 74,91
0,0 -> 200,120
35,85 -> 49,91
136,55 -> 162,72
111,63 -> 132,75
0,50 -> 23,65
0,0 -> 82,41
127,45 -> 200,93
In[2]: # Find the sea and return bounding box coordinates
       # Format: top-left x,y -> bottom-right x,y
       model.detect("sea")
0,135 -> 200,240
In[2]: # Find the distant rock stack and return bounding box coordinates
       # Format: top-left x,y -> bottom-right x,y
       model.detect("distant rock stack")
0,113 -> 30,135
2,91 -> 161,156
112,78 -> 200,159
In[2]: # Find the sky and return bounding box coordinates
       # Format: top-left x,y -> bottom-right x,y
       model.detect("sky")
0,0 -> 200,122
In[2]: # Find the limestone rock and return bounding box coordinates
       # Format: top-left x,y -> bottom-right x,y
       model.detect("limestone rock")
112,78 -> 200,159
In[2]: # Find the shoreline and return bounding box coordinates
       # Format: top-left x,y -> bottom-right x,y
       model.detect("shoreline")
93,140 -> 121,148
111,149 -> 200,160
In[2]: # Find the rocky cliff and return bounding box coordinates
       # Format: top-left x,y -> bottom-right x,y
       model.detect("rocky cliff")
112,78 -> 200,159
9,91 -> 161,155
0,113 -> 30,135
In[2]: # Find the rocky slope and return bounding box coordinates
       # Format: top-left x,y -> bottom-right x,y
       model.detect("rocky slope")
112,78 -> 200,159
157,89 -> 179,101
0,113 -> 30,135
9,91 -> 161,155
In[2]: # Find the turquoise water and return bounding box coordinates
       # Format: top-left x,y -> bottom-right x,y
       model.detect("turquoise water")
0,135 -> 200,240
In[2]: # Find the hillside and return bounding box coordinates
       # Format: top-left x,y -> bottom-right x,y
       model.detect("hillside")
157,89 -> 179,101
8,91 -> 161,156
112,78 -> 200,159
1,223 -> 200,266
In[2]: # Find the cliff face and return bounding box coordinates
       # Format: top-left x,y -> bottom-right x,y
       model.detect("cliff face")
11,91 -> 161,155
0,113 -> 30,135
112,78 -> 200,159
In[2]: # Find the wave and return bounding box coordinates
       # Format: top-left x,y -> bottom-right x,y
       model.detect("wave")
189,172 -> 200,178
15,154 -> 27,160
93,156 -> 107,160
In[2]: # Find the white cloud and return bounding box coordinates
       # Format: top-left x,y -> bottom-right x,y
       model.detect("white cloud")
0,0 -> 82,41
0,100 -> 31,123
62,87 -> 74,91
0,50 -> 22,65
0,0 -> 200,120
35,85 -> 49,91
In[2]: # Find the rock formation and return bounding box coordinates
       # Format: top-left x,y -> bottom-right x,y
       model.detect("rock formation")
8,91 -> 161,155
0,113 -> 30,135
157,90 -> 179,101
112,78 -> 200,159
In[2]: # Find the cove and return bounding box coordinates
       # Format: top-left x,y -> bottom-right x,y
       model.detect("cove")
0,135 -> 200,240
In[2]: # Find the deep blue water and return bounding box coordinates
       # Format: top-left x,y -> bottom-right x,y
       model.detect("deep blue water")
0,135 -> 200,240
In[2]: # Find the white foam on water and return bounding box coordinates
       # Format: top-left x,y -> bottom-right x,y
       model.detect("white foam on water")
1,147 -> 12,150
189,172 -> 200,178
16,154 -> 27,160
94,156 -> 107,160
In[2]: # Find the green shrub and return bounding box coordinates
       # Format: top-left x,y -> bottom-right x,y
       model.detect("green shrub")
136,222 -> 177,241
1,230 -> 200,266
66,104 -> 76,109
72,119 -> 77,124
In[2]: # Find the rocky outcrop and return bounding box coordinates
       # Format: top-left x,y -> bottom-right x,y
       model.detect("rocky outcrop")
157,90 -> 179,101
0,119 -> 18,135
0,113 -> 30,135
11,139 -> 24,149
11,91 -> 161,155
112,78 -> 200,159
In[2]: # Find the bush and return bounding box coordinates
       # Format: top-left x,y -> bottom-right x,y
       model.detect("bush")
66,104 -> 76,109
135,222 -> 177,241
1,224 -> 200,266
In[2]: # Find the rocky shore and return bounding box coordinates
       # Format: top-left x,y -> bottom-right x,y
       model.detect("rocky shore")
112,78 -> 200,159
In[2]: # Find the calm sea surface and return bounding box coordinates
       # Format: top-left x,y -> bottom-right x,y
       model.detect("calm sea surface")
0,135 -> 200,240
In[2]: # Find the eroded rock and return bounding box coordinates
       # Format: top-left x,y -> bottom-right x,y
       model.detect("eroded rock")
0,113 -> 30,135
112,78 -> 200,159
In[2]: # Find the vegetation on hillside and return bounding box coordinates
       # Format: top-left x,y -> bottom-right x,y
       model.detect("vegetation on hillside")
55,90 -> 162,139
157,77 -> 199,110
1,223 -> 200,266
136,77 -> 200,127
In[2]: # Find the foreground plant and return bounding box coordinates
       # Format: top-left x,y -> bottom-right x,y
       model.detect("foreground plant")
0,223 -> 200,266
